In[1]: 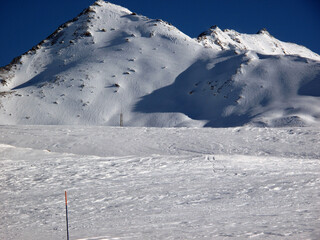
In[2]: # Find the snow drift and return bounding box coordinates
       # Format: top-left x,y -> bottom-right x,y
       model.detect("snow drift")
0,0 -> 320,127
1,125 -> 320,239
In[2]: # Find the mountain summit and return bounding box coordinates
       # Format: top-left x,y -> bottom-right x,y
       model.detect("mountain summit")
197,25 -> 320,60
0,1 -> 320,127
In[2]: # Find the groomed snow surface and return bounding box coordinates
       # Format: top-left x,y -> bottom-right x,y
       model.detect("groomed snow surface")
1,125 -> 320,239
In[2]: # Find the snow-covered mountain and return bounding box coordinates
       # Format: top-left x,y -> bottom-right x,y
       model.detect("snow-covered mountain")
1,0 -> 320,127
197,26 -> 320,59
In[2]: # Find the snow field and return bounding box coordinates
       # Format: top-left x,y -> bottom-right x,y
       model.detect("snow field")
0,126 -> 319,239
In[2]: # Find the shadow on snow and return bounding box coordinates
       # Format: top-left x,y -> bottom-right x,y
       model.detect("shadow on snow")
134,52 -> 253,127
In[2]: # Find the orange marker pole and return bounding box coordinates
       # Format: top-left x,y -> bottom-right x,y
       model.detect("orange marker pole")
65,191 -> 69,240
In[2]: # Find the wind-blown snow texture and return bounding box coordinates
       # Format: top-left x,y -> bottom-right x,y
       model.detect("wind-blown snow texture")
0,0 -> 320,127
0,125 -> 320,240
1,2 -> 319,239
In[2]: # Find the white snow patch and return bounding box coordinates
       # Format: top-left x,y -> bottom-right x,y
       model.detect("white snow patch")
0,125 -> 319,240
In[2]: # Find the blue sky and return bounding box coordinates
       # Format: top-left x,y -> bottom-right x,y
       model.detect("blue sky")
1,0 -> 319,67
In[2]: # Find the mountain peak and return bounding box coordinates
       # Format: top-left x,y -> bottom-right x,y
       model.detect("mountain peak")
93,0 -> 105,6
91,1 -> 131,15
257,28 -> 271,35
0,1 -> 319,127
197,25 -> 320,60
197,25 -> 221,39
209,25 -> 219,30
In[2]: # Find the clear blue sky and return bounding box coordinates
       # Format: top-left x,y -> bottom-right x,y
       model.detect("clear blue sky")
1,0 -> 319,67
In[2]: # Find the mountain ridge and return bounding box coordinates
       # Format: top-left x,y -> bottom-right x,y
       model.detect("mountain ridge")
0,0 -> 319,127
197,25 -> 320,60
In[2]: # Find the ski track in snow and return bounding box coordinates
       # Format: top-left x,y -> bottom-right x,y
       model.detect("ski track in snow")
0,126 -> 320,239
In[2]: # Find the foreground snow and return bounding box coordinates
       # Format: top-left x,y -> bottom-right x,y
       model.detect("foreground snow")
0,125 -> 319,239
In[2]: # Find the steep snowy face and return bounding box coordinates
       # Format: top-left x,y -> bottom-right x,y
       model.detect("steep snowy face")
0,1 -> 198,89
0,0 -> 204,126
197,26 -> 320,61
0,0 -> 320,127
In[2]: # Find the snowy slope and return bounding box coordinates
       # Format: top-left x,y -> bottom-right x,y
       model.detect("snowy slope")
197,26 -> 320,60
0,0 -> 320,127
1,125 -> 320,240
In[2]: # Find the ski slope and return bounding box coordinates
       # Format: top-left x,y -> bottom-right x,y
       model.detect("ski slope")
1,125 -> 319,239
0,1 -> 319,239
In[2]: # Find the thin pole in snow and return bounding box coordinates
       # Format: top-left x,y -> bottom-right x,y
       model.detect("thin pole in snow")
120,113 -> 123,127
65,191 -> 69,240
